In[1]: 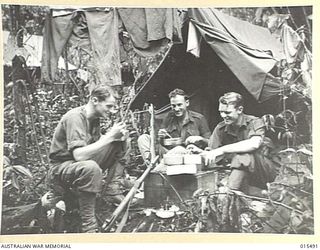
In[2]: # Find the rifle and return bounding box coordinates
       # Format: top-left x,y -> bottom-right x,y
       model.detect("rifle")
102,155 -> 160,232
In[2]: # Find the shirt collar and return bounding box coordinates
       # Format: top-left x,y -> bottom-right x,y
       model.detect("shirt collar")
168,110 -> 194,123
221,114 -> 247,135
236,114 -> 247,128
183,110 -> 195,125
167,110 -> 194,132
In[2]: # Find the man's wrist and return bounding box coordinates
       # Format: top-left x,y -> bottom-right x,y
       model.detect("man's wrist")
100,133 -> 114,145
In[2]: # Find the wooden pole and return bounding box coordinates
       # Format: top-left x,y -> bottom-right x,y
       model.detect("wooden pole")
63,48 -> 69,94
149,104 -> 156,161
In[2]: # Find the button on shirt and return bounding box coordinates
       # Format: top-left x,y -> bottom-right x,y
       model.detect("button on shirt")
161,110 -> 211,142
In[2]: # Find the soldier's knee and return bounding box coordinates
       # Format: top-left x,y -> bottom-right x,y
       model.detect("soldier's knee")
81,160 -> 102,177
230,153 -> 254,169
137,134 -> 151,146
73,160 -> 103,193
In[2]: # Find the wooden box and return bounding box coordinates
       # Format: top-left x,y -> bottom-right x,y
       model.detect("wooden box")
144,170 -> 218,207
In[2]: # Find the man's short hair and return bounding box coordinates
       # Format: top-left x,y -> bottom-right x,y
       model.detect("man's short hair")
219,92 -> 244,108
90,85 -> 112,101
168,88 -> 188,100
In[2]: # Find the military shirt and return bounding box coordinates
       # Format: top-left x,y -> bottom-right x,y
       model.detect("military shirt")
208,114 -> 266,149
161,110 -> 211,142
49,106 -> 100,162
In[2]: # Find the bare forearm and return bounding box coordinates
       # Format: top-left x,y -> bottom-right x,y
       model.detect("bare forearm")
73,134 -> 114,161
219,137 -> 262,154
185,136 -> 208,146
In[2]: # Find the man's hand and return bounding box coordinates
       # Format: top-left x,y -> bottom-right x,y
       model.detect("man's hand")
158,129 -> 170,139
186,144 -> 203,154
201,148 -> 224,165
185,136 -> 204,145
73,122 -> 127,161
106,122 -> 127,141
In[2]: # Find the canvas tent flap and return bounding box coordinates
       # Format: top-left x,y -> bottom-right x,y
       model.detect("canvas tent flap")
205,9 -> 283,60
188,8 -> 282,101
187,22 -> 202,57
130,8 -> 285,129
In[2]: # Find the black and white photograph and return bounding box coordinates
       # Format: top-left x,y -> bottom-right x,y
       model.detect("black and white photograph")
0,3 -> 315,238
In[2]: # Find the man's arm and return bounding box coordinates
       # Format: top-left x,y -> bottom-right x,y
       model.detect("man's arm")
185,114 -> 211,146
185,135 -> 208,145
201,136 -> 263,165
73,122 -> 126,161
219,135 -> 263,154
157,112 -> 171,139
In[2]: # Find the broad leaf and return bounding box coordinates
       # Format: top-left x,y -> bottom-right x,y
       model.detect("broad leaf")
12,165 -> 33,178
11,173 -> 20,190
279,148 -> 296,154
297,148 -> 313,156
3,156 -> 11,166
291,212 -> 303,228
3,180 -> 12,189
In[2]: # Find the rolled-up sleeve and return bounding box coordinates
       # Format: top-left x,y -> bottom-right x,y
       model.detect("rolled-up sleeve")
248,118 -> 265,139
63,114 -> 88,152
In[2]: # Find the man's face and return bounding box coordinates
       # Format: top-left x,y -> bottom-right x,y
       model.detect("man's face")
218,103 -> 243,125
93,95 -> 117,119
170,94 -> 189,117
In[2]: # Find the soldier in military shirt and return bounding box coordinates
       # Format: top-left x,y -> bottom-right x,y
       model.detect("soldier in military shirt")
138,88 -> 211,161
47,86 -> 129,233
202,92 -> 278,192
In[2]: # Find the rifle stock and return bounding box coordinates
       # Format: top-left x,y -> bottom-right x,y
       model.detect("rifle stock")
102,155 -> 159,232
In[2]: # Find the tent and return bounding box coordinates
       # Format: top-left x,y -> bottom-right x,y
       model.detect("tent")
130,8 -> 284,129
40,7 -> 285,129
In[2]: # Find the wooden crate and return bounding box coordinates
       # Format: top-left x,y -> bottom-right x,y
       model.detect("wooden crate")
144,170 -> 218,207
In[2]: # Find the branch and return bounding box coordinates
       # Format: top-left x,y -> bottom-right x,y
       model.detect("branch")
271,182 -> 313,196
302,7 -> 312,45
267,194 -> 298,233
20,80 -> 44,164
247,209 -> 281,234
286,7 -> 299,30
25,69 -> 50,164
159,172 -> 184,204
208,191 -> 306,216
122,72 -> 143,121
69,74 -> 81,93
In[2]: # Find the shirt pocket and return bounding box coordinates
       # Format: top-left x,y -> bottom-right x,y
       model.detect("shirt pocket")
166,125 -> 179,138
185,124 -> 200,137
